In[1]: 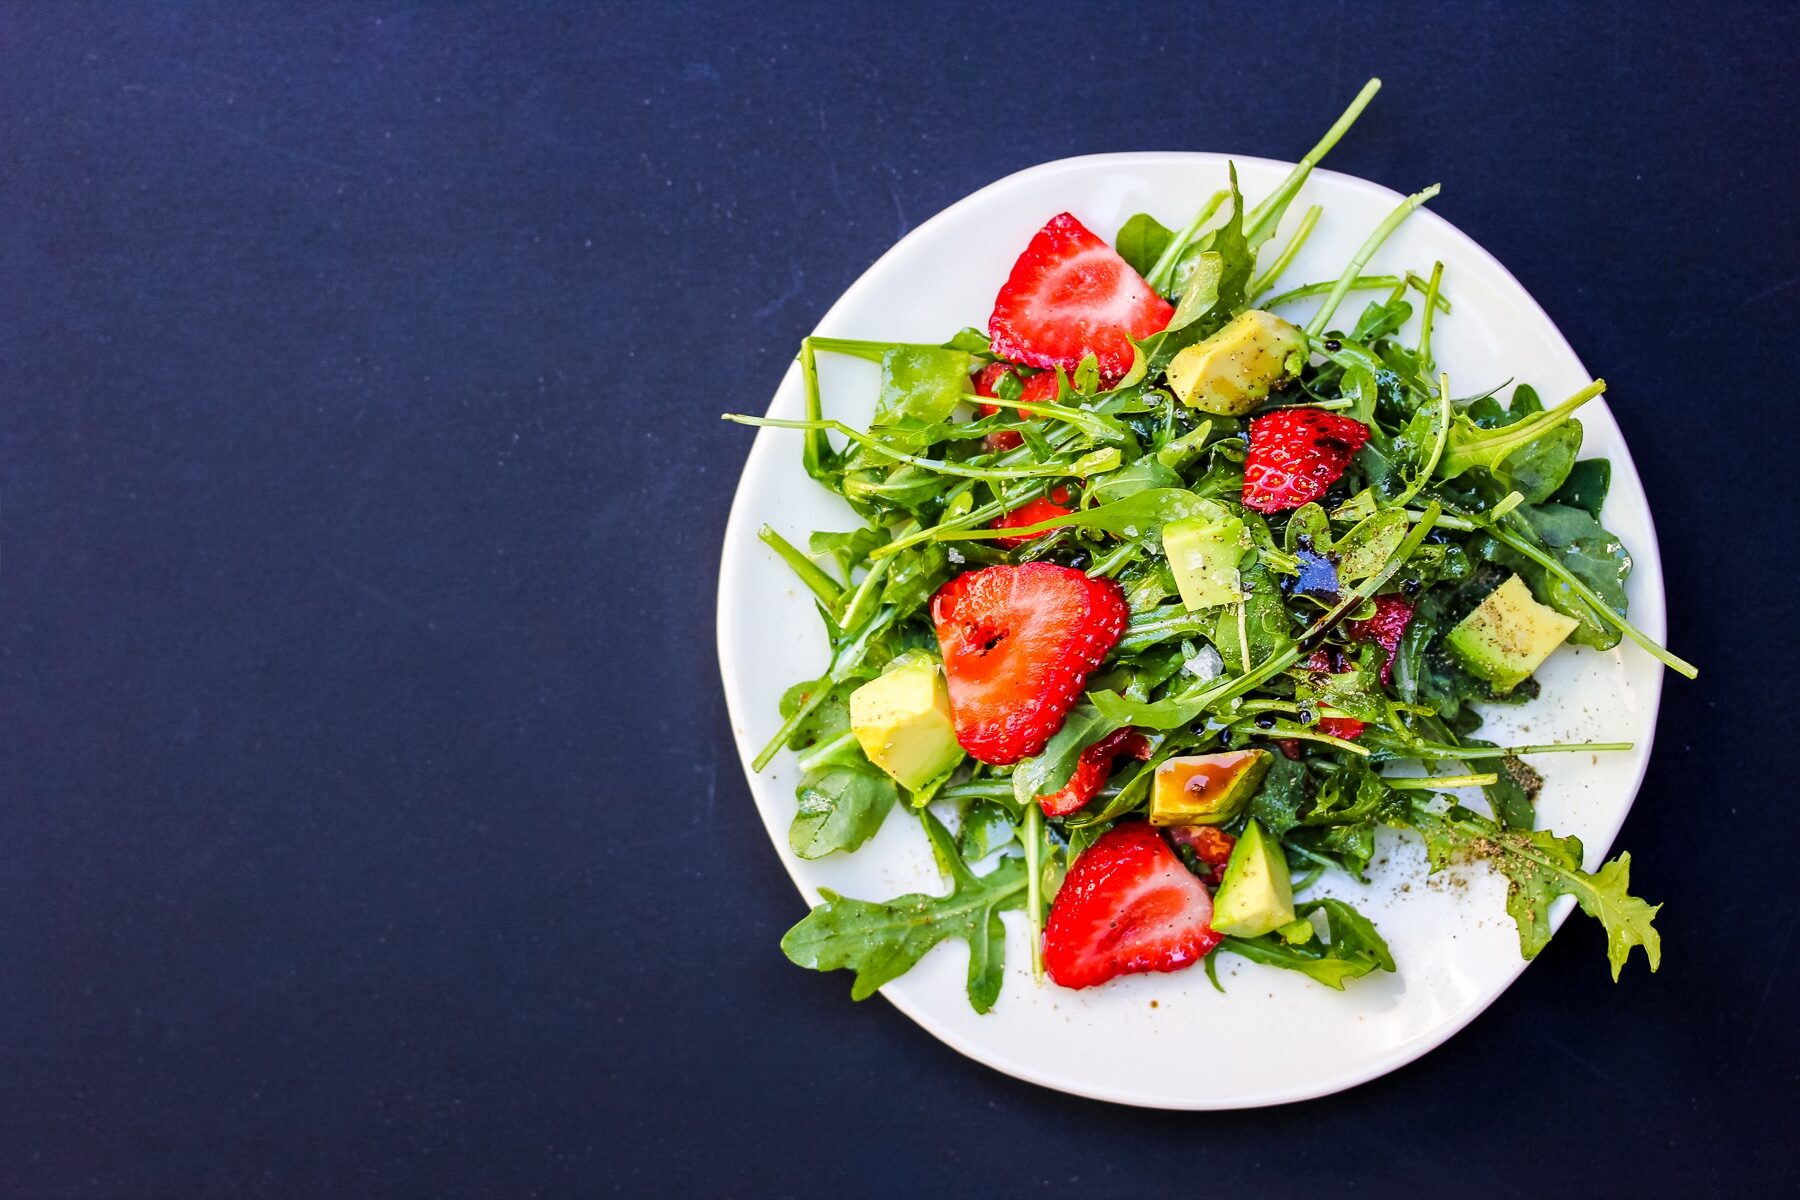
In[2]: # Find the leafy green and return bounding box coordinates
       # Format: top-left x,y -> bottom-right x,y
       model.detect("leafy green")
1012,704 -> 1117,807
1216,899 -> 1396,989
1549,457 -> 1611,518
790,764 -> 898,859
1487,502 -> 1631,650
1116,212 -> 1175,278
780,809 -> 1028,1011
1396,799 -> 1661,979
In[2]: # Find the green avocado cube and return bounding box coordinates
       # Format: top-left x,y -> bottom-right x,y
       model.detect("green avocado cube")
1165,309 -> 1308,415
1161,502 -> 1246,612
1445,574 -> 1580,694
848,651 -> 964,791
1211,819 -> 1296,938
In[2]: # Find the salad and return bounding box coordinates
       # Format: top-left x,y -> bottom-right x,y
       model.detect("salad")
726,78 -> 1693,1014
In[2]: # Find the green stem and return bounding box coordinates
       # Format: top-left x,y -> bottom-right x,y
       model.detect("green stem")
1301,501 -> 1439,643
1379,739 -> 1633,760
1245,77 -> 1383,243
1086,539 -> 1141,579
1486,525 -> 1699,679
1306,184 -> 1442,338
1145,190 -> 1229,294
796,729 -> 861,773
1262,273 -> 1451,314
1417,260 -> 1445,369
723,415 -> 1070,481
1024,803 -> 1045,981
799,340 -> 829,481
838,556 -> 892,630
806,335 -> 970,363
1248,204 -> 1322,299
757,525 -> 843,608
1383,772 -> 1498,790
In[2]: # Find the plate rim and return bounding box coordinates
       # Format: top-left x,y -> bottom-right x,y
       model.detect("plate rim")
715,150 -> 1667,1109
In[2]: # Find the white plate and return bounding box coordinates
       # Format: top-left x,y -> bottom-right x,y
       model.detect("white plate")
715,153 -> 1666,1109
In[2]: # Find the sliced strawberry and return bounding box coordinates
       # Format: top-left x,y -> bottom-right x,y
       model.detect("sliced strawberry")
988,213 -> 1173,381
930,563 -> 1127,765
1036,728 -> 1151,817
1044,821 -> 1220,989
1165,825 -> 1237,887
1346,594 -> 1416,683
1241,408 -> 1371,513
990,494 -> 1073,550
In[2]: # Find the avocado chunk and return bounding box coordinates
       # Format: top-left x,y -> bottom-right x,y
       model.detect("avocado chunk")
848,651 -> 964,791
1165,310 -> 1308,415
1445,573 -> 1580,694
1161,502 -> 1247,611
1149,749 -> 1270,826
1210,818 -> 1296,938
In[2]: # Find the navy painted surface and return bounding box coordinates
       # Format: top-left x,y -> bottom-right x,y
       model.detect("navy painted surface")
2,4 -> 1796,1196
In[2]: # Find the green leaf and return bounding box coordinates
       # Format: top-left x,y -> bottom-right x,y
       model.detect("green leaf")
1012,704 -> 1117,808
1498,420 -> 1582,503
1216,899 -> 1395,989
1115,212 -> 1175,278
780,809 -> 1028,1011
1249,753 -> 1310,836
1333,508 -> 1410,582
875,346 -> 977,433
1398,800 -> 1661,979
790,764 -> 899,859
940,487 -> 1218,546
1437,380 -> 1604,483
1548,457 -> 1612,519
958,798 -> 1017,859
1210,562 -> 1294,675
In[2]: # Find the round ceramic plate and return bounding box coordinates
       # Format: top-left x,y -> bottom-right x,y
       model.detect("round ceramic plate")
716,153 -> 1666,1109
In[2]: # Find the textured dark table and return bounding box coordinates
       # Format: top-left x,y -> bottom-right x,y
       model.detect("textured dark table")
3,3 -> 1797,1197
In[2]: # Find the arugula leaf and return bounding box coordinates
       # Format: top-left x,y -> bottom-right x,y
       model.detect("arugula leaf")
1333,508 -> 1410,582
1548,457 -> 1611,518
780,809 -> 1028,1011
958,798 -> 1017,860
940,487 -> 1218,545
1437,380 -> 1603,483
1116,212 -> 1174,277
1210,562 -> 1295,675
1249,752 -> 1310,835
791,764 -> 898,859
1012,704 -> 1117,807
1216,899 -> 1396,989
1397,799 -> 1661,979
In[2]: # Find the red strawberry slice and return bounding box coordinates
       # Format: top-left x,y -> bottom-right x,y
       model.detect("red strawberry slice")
1165,825 -> 1237,887
1346,594 -> 1416,683
930,563 -> 1127,765
1241,408 -> 1371,513
1044,821 -> 1220,989
1036,727 -> 1152,817
988,213 -> 1174,381
989,484 -> 1074,550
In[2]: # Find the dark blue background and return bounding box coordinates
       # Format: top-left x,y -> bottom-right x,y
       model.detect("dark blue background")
3,3 -> 1796,1196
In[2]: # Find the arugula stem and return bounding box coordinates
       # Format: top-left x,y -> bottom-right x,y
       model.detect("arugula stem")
1261,273 -> 1451,314
806,335 -> 975,362
799,340 -> 830,481
752,606 -> 898,771
1486,525 -> 1699,678
1388,374 -> 1452,509
724,415 -> 1071,481
796,729 -> 861,773
868,480 -> 1051,560
1306,184 -> 1442,339
757,525 -> 843,608
1145,189 -> 1229,294
1231,718 -> 1369,755
1381,740 -> 1633,760
1382,772 -> 1499,790
1248,204 -> 1322,300
1023,803 -> 1045,981
838,556 -> 892,630
1086,539 -> 1141,579
1245,77 -> 1383,243
1417,260 -> 1445,369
